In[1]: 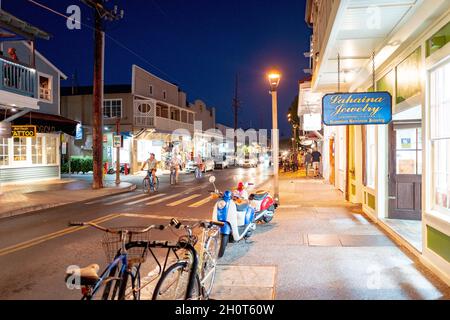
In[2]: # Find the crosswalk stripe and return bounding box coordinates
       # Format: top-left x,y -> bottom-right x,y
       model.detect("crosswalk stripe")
166,194 -> 201,207
126,193 -> 166,205
106,193 -> 148,205
188,196 -> 212,208
145,193 -> 185,205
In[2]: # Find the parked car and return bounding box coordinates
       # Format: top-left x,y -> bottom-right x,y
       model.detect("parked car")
215,156 -> 229,169
238,154 -> 258,168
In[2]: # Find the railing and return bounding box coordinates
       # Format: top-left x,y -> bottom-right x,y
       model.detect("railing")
0,57 -> 36,98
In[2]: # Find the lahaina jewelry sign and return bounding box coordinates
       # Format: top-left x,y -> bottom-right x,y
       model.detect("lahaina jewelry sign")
322,92 -> 392,126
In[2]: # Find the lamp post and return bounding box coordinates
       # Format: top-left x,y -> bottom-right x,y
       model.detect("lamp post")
268,71 -> 281,203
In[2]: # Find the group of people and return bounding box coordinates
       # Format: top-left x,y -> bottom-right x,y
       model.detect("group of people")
140,152 -> 205,186
282,148 -> 322,178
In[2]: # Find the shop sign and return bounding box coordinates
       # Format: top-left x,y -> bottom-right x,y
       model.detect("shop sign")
113,135 -> 122,148
75,124 -> 83,140
322,92 -> 392,126
303,113 -> 322,131
12,125 -> 36,138
0,122 -> 12,138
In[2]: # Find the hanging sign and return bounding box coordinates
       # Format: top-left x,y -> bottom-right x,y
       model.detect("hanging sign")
113,135 -> 122,148
11,125 -> 36,138
322,92 -> 392,126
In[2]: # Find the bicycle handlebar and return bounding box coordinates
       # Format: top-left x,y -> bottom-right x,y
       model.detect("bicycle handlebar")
68,221 -> 166,234
170,218 -> 224,230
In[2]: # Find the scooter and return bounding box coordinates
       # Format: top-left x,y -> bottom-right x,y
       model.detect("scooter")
234,182 -> 277,224
209,176 -> 256,258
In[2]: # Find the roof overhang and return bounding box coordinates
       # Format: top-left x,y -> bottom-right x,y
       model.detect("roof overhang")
0,9 -> 50,41
312,0 -> 450,93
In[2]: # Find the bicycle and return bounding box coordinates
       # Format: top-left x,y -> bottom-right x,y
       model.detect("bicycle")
194,164 -> 203,179
65,221 -> 166,300
143,174 -> 159,193
152,218 -> 223,300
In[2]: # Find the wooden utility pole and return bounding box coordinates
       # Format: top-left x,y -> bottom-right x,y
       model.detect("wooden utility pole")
92,1 -> 104,189
232,74 -> 240,157
83,0 -> 124,189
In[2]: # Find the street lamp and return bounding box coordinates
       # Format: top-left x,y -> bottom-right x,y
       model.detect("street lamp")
267,71 -> 281,204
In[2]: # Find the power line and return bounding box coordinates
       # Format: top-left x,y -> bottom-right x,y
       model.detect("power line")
26,0 -> 179,84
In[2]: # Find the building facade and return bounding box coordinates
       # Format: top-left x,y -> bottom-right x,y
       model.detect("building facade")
0,10 -> 75,183
306,0 -> 450,285
61,65 -> 216,174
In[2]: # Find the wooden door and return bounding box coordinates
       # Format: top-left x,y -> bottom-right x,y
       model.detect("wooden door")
388,123 -> 422,220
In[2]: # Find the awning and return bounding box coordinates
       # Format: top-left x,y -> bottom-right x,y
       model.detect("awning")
0,111 -> 78,136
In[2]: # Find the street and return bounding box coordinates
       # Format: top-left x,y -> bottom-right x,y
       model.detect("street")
0,166 -> 271,300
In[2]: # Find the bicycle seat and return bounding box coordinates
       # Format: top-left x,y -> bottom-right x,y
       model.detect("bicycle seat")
66,264 -> 100,286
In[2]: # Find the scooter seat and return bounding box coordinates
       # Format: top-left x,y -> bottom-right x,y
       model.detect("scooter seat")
250,191 -> 268,201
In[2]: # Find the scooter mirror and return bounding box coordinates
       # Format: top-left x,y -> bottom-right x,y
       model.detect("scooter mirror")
209,176 -> 216,183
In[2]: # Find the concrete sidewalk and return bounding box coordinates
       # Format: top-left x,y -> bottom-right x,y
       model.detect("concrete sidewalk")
0,179 -> 135,219
212,175 -> 450,300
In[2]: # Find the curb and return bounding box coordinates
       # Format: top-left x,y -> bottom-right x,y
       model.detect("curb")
0,184 -> 137,220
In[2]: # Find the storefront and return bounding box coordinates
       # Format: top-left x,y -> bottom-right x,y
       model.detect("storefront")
0,111 -> 77,183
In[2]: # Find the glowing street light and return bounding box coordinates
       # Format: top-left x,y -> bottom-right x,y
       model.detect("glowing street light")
267,70 -> 281,204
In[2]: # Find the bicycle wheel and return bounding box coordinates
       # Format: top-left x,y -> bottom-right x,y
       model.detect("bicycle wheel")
123,265 -> 141,300
152,261 -> 201,300
143,178 -> 150,193
201,235 -> 219,298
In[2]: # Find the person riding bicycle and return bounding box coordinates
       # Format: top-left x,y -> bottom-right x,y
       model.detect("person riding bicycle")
170,153 -> 182,184
141,153 -> 158,186
195,153 -> 204,173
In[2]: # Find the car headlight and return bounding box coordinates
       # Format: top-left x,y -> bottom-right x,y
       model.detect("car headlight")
217,200 -> 227,210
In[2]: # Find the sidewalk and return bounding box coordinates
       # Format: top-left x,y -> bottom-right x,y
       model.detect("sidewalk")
212,175 -> 450,300
0,179 -> 135,219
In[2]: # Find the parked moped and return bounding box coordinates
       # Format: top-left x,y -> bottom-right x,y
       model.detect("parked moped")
209,176 -> 256,257
233,182 -> 277,224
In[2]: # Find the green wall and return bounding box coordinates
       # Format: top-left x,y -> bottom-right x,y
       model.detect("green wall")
427,226 -> 450,263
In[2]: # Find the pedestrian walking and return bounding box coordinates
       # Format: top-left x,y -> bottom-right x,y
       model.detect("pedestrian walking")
312,148 -> 322,178
305,150 -> 313,176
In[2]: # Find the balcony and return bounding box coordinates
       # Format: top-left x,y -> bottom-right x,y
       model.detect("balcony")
0,57 -> 36,98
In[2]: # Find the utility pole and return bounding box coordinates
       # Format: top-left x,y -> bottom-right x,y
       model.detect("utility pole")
82,0 -> 123,189
232,74 -> 240,159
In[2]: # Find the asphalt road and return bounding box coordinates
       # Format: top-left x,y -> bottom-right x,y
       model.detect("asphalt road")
0,166 -> 271,300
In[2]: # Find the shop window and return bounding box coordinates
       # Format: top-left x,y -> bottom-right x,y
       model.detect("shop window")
395,127 -> 422,175
0,138 -> 8,166
188,113 -> 194,124
103,99 -> 122,119
45,136 -> 57,165
396,47 -> 422,104
39,73 -> 52,102
366,125 -> 376,189
430,61 -> 450,213
13,137 -> 27,162
32,136 -> 43,164
426,22 -> 450,57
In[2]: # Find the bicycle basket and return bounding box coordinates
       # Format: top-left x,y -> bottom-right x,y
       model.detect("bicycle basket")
101,227 -> 153,263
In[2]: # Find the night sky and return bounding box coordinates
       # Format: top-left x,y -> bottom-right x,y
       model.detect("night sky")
2,0 -> 312,136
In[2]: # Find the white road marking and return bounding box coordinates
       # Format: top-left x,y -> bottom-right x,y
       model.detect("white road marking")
125,193 -> 166,205
166,194 -> 201,207
106,193 -> 148,205
188,196 -> 212,208
145,193 -> 185,205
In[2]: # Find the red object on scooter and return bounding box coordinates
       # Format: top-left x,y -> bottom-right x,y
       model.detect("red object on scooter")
237,182 -> 244,191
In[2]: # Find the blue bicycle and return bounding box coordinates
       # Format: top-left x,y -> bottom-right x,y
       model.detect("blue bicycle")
65,221 -> 165,300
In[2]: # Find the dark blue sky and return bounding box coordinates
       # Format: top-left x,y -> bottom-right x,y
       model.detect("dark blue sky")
3,0 -> 311,136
